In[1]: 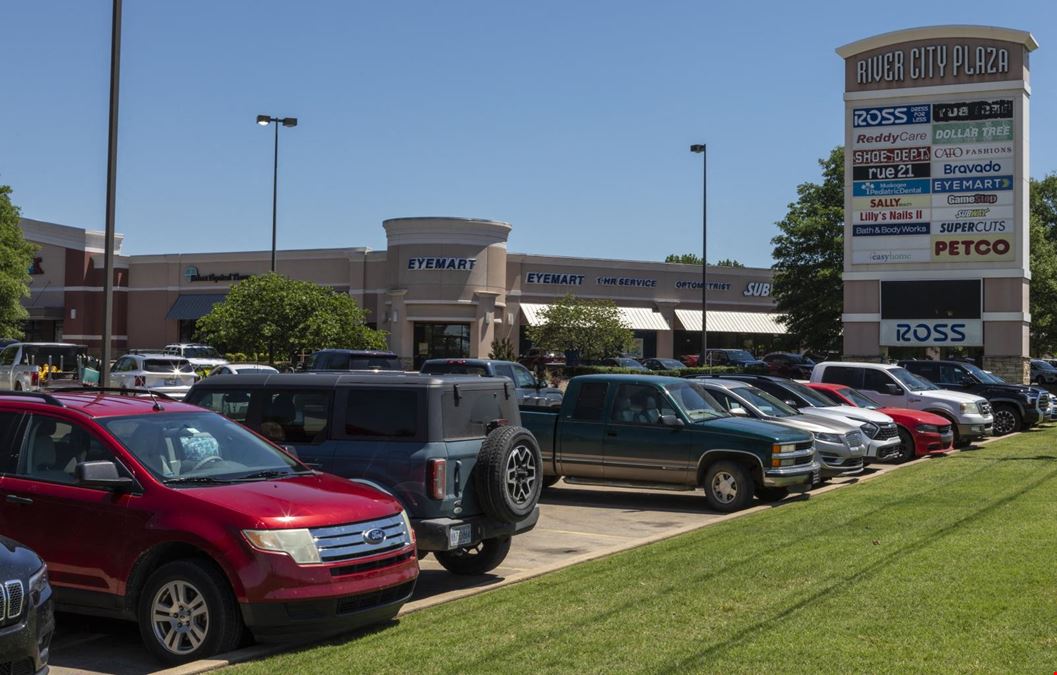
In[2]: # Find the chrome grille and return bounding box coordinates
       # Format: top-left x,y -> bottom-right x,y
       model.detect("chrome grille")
1,580 -> 23,624
1037,396 -> 1049,411
309,514 -> 409,563
875,423 -> 898,440
978,401 -> 993,416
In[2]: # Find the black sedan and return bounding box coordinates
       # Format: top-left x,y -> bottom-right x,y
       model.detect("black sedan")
641,358 -> 688,372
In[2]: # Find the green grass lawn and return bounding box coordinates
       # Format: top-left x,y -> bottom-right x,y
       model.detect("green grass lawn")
231,427 -> 1057,674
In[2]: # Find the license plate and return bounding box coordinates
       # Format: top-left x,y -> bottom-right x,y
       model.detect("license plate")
449,524 -> 473,548
165,378 -> 178,385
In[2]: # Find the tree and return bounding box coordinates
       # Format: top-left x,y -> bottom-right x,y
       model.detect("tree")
488,337 -> 517,361
526,294 -> 633,361
194,273 -> 387,363
664,253 -> 744,267
1029,174 -> 1057,354
770,146 -> 845,354
0,186 -> 37,339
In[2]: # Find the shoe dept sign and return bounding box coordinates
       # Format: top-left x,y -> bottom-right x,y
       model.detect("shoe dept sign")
837,26 -> 1037,348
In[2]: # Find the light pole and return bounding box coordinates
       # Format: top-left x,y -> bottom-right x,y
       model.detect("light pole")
101,0 -> 122,387
256,115 -> 298,272
690,143 -> 707,367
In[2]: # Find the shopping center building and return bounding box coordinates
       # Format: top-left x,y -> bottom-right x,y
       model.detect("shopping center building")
18,216 -> 787,364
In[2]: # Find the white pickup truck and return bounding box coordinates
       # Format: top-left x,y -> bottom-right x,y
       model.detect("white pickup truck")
0,342 -> 88,390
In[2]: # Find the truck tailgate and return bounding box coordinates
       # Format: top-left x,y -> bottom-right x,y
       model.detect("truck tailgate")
520,407 -> 559,467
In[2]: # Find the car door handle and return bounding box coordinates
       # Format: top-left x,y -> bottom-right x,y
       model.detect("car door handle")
5,494 -> 32,505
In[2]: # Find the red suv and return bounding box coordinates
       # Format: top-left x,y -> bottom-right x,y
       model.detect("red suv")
0,390 -> 418,664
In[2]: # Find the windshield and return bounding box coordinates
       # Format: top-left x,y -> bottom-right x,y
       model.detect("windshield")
738,386 -> 799,418
960,362 -> 1002,384
890,367 -> 937,391
657,359 -> 685,369
664,381 -> 727,421
1034,360 -> 1057,372
842,388 -> 882,409
727,350 -> 756,362
788,381 -> 837,407
183,346 -> 221,358
100,411 -> 304,484
21,345 -> 86,370
144,359 -> 194,373
615,358 -> 643,368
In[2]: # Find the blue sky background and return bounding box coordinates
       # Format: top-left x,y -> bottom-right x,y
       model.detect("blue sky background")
2,1 -> 1055,267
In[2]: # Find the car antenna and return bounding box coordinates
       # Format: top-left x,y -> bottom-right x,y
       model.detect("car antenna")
145,387 -> 164,411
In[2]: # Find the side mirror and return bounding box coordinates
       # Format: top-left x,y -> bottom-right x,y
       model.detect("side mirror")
785,400 -> 799,408
282,445 -> 299,458
659,414 -> 685,427
885,383 -> 903,396
76,460 -> 136,491
729,406 -> 749,417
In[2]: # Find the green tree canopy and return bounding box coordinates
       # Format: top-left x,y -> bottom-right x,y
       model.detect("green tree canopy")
194,273 -> 387,364
526,294 -> 633,361
770,147 -> 844,354
664,253 -> 744,267
1029,174 -> 1057,354
0,186 -> 37,339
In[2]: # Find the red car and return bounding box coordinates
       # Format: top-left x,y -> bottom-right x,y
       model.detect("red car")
0,390 -> 418,664
807,382 -> 954,460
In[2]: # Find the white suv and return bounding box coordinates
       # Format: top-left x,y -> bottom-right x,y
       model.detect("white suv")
163,343 -> 229,372
111,353 -> 198,399
810,362 -> 993,445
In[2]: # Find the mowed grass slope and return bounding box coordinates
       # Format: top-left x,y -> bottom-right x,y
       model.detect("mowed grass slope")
231,428 -> 1057,674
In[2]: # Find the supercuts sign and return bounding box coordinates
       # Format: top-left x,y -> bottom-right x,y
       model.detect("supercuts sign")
845,38 -> 1025,92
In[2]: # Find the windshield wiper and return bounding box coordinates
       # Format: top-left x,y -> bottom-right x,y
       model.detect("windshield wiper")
237,469 -> 311,481
163,476 -> 233,485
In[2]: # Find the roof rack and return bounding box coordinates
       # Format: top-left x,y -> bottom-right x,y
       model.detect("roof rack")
0,390 -> 66,407
45,385 -> 176,408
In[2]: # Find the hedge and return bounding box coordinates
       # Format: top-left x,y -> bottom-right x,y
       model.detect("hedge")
558,365 -> 751,378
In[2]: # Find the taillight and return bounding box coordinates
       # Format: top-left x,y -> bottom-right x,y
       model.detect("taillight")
31,372 -> 39,385
427,459 -> 446,500
134,375 -> 145,387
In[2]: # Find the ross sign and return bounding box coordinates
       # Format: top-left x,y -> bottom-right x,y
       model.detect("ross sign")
525,272 -> 584,285
880,319 -> 983,346
852,105 -> 931,127
407,257 -> 476,271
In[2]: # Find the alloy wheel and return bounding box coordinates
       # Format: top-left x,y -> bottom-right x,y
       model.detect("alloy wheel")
151,580 -> 210,656
993,408 -> 1017,435
505,444 -> 537,504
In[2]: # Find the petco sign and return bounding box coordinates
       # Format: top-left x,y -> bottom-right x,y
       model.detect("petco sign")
880,319 -> 983,346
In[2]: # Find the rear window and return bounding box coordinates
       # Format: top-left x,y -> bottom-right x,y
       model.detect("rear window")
421,362 -> 488,376
343,389 -> 420,439
186,390 -> 253,423
310,352 -> 400,371
144,359 -> 194,373
21,345 -> 86,370
441,389 -> 513,440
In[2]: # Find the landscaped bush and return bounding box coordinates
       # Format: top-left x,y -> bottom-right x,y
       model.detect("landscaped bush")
560,365 -> 741,378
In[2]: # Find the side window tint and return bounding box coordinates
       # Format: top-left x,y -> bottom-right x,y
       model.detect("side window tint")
261,391 -> 331,444
570,382 -> 608,421
16,416 -> 110,484
938,365 -> 962,384
863,369 -> 896,392
494,365 -> 515,381
512,366 -> 536,388
821,366 -> 862,388
0,412 -> 24,472
188,390 -> 253,423
345,389 -> 419,438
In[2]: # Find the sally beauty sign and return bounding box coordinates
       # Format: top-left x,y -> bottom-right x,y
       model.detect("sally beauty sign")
837,26 -> 1037,381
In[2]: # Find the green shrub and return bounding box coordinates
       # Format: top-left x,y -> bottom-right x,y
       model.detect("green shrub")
561,365 -> 741,378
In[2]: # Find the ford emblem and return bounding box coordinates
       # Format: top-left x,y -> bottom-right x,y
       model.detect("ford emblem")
363,528 -> 387,545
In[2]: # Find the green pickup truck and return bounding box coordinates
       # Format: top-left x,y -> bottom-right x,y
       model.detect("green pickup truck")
521,374 -> 819,511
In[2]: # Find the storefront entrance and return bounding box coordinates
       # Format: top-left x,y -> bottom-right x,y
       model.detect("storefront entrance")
413,323 -> 470,369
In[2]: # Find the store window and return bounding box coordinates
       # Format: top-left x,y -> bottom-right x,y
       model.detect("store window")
413,323 -> 470,369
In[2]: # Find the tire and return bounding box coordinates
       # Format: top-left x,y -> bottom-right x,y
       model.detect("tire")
137,559 -> 243,665
702,460 -> 754,513
13,382 -> 22,391
541,474 -> 562,489
755,486 -> 788,503
474,426 -> 542,524
433,536 -> 511,575
894,427 -> 916,463
991,403 -> 1021,436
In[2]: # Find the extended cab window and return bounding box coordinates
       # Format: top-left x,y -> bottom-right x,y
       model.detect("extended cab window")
188,390 -> 253,423
821,366 -> 863,388
260,390 -> 331,444
610,384 -> 674,425
344,389 -> 419,439
570,382 -> 608,421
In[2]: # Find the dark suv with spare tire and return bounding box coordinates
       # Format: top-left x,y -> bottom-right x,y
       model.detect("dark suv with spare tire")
186,372 -> 541,575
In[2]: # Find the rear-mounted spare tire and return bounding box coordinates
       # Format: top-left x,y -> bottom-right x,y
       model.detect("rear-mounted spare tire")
474,425 -> 542,524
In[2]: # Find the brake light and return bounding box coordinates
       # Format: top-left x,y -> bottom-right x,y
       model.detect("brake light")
427,459 -> 446,500
134,375 -> 145,387
31,372 -> 39,385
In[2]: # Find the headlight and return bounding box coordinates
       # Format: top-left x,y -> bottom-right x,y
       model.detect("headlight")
400,509 -> 416,544
243,528 -> 321,564
959,401 -> 979,414
916,424 -> 941,433
860,422 -> 879,438
29,563 -> 48,605
815,432 -> 842,444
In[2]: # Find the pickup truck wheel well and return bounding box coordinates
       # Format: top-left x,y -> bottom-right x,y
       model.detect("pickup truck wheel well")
696,453 -> 763,489
124,542 -> 233,618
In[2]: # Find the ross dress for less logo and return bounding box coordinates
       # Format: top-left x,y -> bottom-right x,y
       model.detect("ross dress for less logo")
853,105 -> 931,127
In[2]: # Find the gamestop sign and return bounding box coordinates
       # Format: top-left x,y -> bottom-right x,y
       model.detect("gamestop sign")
879,319 -> 983,346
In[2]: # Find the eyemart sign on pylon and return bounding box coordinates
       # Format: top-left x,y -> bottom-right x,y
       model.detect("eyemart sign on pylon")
837,26 -> 1038,382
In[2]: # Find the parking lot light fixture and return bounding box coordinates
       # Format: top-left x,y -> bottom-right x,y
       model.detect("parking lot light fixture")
690,143 -> 707,367
257,114 -> 298,272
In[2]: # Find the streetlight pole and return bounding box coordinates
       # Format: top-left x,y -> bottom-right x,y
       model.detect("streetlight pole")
256,115 -> 298,273
101,0 -> 122,387
690,144 -> 707,367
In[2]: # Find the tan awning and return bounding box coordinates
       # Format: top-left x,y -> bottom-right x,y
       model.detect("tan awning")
675,309 -> 787,334
520,303 -> 671,331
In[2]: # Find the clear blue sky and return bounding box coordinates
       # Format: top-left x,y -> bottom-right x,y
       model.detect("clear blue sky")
2,1 -> 1055,267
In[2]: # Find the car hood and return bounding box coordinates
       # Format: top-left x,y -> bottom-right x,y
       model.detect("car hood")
917,389 -> 988,404
694,416 -> 811,444
805,405 -> 894,424
181,473 -> 403,530
877,407 -> 950,426
187,358 -> 229,368
768,414 -> 861,434
0,536 -> 44,577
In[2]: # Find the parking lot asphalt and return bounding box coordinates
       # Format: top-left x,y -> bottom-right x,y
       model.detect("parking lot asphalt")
47,447 -> 987,675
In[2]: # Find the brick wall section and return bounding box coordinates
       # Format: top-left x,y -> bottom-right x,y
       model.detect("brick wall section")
984,356 -> 1029,384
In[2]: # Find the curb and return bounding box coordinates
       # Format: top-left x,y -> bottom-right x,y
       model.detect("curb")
154,431 -> 1019,674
